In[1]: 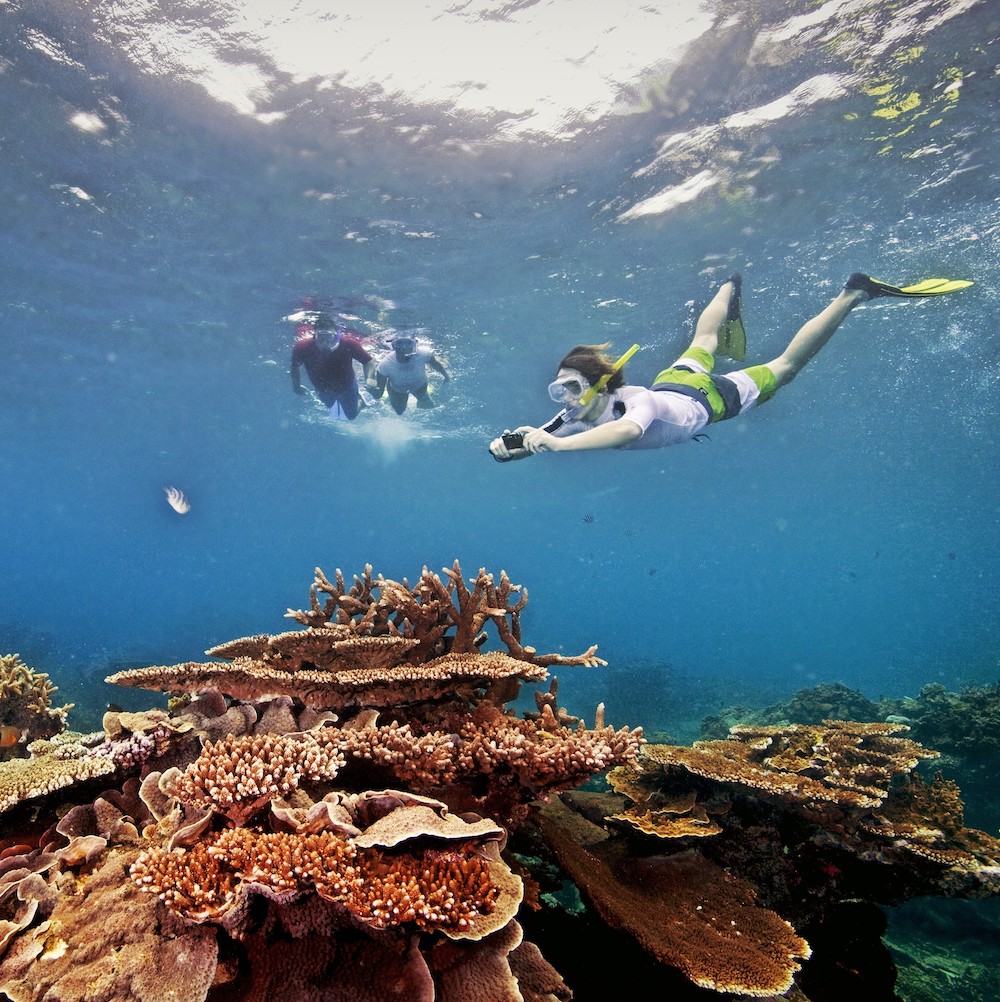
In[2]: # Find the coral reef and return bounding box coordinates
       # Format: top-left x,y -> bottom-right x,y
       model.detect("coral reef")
6,560 -> 998,1001
0,732 -> 117,814
699,682 -> 882,741
0,653 -> 73,757
0,561 -> 637,1001
534,719 -> 1000,1000
882,681 -> 1000,759
537,795 -> 810,997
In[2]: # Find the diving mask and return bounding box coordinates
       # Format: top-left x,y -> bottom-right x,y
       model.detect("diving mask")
548,374 -> 591,405
392,335 -> 418,359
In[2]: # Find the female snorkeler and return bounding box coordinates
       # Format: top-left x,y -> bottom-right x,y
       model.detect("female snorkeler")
489,272 -> 971,462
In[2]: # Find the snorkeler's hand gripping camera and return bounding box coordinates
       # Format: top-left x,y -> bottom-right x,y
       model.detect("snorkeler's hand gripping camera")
491,344 -> 639,462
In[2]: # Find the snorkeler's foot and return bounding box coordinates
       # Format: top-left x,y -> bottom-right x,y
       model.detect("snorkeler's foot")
717,273 -> 747,362
844,272 -> 888,301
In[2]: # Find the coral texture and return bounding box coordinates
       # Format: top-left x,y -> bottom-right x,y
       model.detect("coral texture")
0,732 -> 116,815
538,797 -> 809,997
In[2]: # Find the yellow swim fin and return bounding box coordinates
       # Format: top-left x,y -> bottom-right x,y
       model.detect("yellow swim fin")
846,272 -> 974,299
894,278 -> 974,296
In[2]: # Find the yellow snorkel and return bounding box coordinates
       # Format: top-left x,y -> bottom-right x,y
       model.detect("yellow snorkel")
574,342 -> 640,409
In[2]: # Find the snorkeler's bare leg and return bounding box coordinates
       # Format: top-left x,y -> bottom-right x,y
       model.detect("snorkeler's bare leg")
766,287 -> 867,386
689,279 -> 738,354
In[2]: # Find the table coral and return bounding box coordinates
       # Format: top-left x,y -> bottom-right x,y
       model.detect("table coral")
644,719 -> 937,809
538,797 -> 810,997
107,562 -> 605,711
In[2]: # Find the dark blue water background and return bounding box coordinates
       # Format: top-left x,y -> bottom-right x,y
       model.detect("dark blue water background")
1,0 -> 997,754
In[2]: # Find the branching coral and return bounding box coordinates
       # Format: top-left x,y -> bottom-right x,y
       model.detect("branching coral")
0,653 -> 73,756
157,731 -> 345,826
130,786 -> 523,945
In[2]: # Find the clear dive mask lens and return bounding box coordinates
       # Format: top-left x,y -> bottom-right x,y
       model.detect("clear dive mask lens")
548,375 -> 589,404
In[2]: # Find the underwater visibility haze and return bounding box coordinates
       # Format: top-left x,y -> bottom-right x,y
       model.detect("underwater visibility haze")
1,0 -> 999,998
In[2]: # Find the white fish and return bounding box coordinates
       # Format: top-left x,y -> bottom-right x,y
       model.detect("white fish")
164,486 -> 190,514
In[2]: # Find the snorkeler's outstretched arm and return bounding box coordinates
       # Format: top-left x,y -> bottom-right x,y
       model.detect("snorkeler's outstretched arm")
524,420 -> 642,453
430,353 -> 450,380
492,418 -> 642,460
490,428 -> 534,461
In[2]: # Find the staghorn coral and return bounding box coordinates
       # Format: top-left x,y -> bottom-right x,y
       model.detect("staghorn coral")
283,562 -> 567,666
0,653 -> 73,756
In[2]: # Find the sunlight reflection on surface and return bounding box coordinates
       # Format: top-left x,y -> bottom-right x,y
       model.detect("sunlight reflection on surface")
94,0 -> 715,137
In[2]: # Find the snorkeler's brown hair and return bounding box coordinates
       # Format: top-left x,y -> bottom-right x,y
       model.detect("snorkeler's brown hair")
557,342 -> 626,391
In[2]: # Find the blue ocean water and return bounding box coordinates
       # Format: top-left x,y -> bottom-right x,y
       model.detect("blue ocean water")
1,1 -> 997,743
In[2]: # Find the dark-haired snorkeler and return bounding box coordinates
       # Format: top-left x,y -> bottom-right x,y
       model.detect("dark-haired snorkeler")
489,272 -> 972,462
291,312 -> 377,421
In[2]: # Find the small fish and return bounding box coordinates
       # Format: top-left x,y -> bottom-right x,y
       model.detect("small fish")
164,485 -> 190,514
0,725 -> 21,749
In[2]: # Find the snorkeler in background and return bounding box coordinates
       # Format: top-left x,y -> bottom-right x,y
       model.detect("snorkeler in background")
368,330 -> 450,414
290,312 -> 376,421
490,271 -> 972,461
